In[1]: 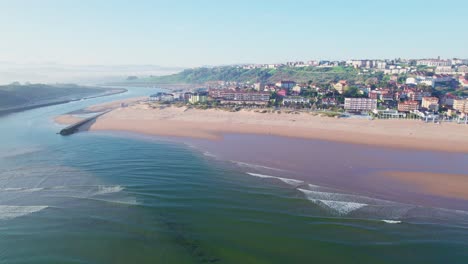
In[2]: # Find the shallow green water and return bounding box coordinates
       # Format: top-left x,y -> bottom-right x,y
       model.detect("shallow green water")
0,87 -> 467,263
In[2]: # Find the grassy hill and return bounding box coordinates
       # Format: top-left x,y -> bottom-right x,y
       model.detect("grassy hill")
127,66 -> 377,85
0,83 -> 116,114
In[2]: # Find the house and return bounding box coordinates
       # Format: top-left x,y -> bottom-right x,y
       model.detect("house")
406,90 -> 432,101
344,98 -> 377,111
459,76 -> 468,88
276,81 -> 296,90
435,66 -> 453,74
453,99 -> 468,113
189,93 -> 208,104
282,96 -> 309,105
292,85 -> 303,94
441,93 -> 459,106
321,98 -> 337,106
416,59 -> 451,67
457,65 -> 468,73
398,101 -> 420,112
218,91 -> 270,105
333,80 -> 348,94
277,89 -> 287,97
149,93 -> 174,102
421,97 -> 439,112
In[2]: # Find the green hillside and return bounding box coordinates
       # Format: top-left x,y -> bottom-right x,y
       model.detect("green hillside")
129,66 -> 377,85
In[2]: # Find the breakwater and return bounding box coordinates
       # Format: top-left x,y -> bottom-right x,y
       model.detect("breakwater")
59,110 -> 110,136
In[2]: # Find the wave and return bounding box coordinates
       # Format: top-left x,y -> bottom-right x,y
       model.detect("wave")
318,200 -> 367,215
247,173 -> 304,187
382,220 -> 402,224
202,152 -> 217,158
0,205 -> 48,220
234,161 -> 285,172
94,185 -> 124,196
0,187 -> 44,192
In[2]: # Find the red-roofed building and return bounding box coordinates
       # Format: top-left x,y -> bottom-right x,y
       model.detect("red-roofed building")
398,101 -> 420,112
277,89 -> 287,97
459,76 -> 468,88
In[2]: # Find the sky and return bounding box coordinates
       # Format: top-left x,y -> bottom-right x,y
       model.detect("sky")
0,0 -> 467,68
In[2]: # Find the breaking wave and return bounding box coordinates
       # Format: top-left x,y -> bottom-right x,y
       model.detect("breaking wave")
382,220 -> 402,224
94,185 -> 124,196
247,173 -> 304,187
234,161 -> 285,172
0,205 -> 48,220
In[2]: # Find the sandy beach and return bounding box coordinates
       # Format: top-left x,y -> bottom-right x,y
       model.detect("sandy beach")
74,101 -> 468,153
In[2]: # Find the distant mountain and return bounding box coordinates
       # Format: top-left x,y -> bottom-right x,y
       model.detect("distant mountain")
0,83 -> 123,115
124,66 -> 375,85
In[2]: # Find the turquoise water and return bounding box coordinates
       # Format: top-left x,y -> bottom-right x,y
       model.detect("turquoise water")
0,87 -> 467,263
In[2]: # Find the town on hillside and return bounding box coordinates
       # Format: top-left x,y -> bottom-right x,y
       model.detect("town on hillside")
146,57 -> 468,124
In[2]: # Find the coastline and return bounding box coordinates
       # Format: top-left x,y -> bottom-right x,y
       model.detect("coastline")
54,99 -> 468,206
65,100 -> 468,153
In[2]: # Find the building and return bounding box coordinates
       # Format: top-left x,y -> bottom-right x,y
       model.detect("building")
416,59 -> 451,67
457,65 -> 468,73
435,66 -> 454,74
321,97 -> 337,106
441,93 -> 459,106
189,93 -> 208,104
218,91 -> 270,105
282,96 -> 309,105
369,89 -> 393,101
398,101 -> 420,112
149,93 -> 174,102
407,90 -> 432,101
459,76 -> 468,88
291,85 -> 303,94
333,80 -> 348,94
276,81 -> 296,90
277,89 -> 287,97
344,98 -> 377,111
453,99 -> 468,113
421,97 -> 439,112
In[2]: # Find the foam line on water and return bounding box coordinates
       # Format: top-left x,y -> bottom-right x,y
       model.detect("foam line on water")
0,187 -> 44,193
247,173 -> 304,186
0,205 -> 48,220
235,161 -> 285,172
382,220 -> 402,224
318,200 -> 367,215
94,185 -> 124,196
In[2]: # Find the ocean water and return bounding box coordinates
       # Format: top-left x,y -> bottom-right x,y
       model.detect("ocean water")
0,87 -> 467,263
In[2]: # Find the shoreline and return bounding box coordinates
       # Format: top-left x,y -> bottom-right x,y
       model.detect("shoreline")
53,99 -> 468,205
72,101 -> 468,153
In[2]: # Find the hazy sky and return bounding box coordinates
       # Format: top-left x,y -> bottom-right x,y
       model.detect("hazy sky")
1,0 -> 467,67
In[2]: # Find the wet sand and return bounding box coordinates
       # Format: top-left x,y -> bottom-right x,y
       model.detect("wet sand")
182,134 -> 468,210
381,171 -> 468,200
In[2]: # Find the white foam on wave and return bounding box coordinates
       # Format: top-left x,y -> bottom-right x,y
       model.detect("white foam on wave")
235,161 -> 285,172
319,200 -> 367,215
298,188 -> 367,215
0,187 -> 44,193
202,152 -> 217,158
0,205 -> 48,220
382,220 -> 402,224
247,173 -> 304,186
94,185 -> 124,196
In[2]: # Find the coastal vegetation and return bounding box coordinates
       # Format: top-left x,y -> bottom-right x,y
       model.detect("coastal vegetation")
126,66 -> 381,85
